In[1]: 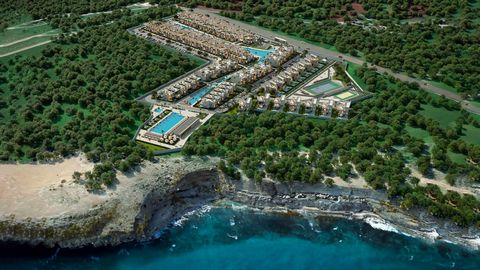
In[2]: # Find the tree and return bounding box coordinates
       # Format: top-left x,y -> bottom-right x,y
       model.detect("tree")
72,171 -> 82,183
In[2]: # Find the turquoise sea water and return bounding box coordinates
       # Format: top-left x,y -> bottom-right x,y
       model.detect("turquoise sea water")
1,204 -> 479,270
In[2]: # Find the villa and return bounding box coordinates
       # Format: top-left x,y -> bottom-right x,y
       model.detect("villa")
176,11 -> 259,45
144,21 -> 255,64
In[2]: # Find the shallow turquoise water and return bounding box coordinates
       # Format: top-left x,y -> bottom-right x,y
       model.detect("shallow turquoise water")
245,47 -> 275,64
1,205 -> 479,270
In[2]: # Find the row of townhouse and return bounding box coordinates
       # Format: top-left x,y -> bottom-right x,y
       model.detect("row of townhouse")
176,11 -> 258,45
200,81 -> 237,109
144,21 -> 254,64
160,74 -> 203,101
196,59 -> 238,82
240,94 -> 350,118
232,63 -> 273,85
264,46 -> 296,67
261,54 -> 321,93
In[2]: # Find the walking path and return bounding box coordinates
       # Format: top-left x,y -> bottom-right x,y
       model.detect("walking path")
0,40 -> 52,58
6,20 -> 46,30
0,32 -> 58,47
194,8 -> 480,115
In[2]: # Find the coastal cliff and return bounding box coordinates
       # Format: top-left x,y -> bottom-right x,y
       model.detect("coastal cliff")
0,157 -> 220,248
0,156 -> 479,250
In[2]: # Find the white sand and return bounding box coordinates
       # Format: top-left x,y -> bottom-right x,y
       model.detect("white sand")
0,155 -> 105,219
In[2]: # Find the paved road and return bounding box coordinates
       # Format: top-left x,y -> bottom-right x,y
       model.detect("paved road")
195,8 -> 480,115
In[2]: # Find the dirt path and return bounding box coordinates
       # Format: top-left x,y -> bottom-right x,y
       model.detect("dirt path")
6,20 -> 46,30
410,169 -> 477,197
0,40 -> 52,58
0,32 -> 57,47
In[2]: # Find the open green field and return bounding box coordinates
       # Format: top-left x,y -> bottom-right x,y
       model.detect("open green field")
0,35 -> 53,56
136,141 -> 167,152
0,22 -> 53,44
426,79 -> 458,93
419,104 -> 480,145
405,125 -> 468,164
420,104 -> 460,129
0,18 -> 59,58
405,126 -> 433,146
346,62 -> 368,91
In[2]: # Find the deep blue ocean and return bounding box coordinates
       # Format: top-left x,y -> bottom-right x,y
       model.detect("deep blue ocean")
1,203 -> 479,270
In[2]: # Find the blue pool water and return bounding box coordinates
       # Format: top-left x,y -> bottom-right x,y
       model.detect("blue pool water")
150,112 -> 184,135
175,22 -> 194,31
154,107 -> 163,114
188,76 -> 230,106
189,84 -> 215,106
1,205 -> 479,269
245,47 -> 276,64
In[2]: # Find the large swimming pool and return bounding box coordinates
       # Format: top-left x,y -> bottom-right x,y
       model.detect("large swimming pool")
150,112 -> 185,135
245,47 -> 276,64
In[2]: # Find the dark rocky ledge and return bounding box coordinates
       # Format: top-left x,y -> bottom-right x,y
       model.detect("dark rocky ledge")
0,161 -> 479,251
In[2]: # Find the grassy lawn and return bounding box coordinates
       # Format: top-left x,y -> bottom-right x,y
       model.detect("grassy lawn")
462,124 -> 480,145
419,104 -> 460,129
426,79 -> 458,93
346,62 -> 368,90
0,23 -> 54,44
0,18 -> 60,58
419,104 -> 480,145
0,35 -> 53,55
448,151 -> 467,164
137,141 -> 167,152
405,125 -> 434,151
405,125 -> 468,164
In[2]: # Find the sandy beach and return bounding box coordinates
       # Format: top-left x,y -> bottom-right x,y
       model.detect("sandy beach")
0,155 -> 105,218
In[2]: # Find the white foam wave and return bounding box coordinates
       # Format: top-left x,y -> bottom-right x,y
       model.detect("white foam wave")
364,217 -> 399,233
227,233 -> 238,240
173,205 -> 213,227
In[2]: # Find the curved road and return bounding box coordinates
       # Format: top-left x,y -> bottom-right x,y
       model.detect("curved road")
195,8 -> 480,115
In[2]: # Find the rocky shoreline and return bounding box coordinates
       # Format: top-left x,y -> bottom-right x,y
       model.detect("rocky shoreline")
221,176 -> 480,251
0,158 -> 479,251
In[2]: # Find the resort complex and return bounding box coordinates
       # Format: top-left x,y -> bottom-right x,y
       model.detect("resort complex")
4,1 -> 480,267
130,9 -> 371,150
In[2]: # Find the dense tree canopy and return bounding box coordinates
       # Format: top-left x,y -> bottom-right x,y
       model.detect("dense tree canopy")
183,63 -> 480,226
0,4 -> 202,189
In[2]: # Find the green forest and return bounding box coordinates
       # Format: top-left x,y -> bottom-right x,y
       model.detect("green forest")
184,64 -> 480,227
1,0 -> 480,225
0,2 -> 201,190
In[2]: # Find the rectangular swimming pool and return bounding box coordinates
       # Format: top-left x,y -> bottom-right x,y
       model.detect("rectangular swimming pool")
150,112 -> 185,135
